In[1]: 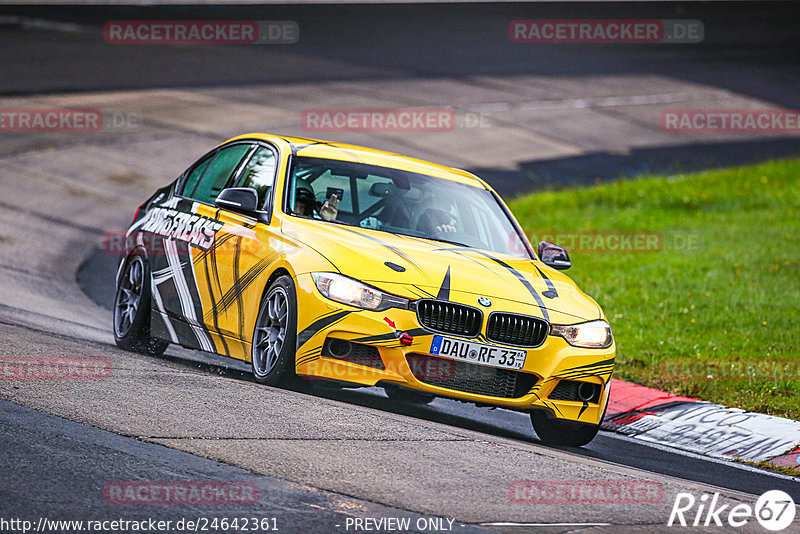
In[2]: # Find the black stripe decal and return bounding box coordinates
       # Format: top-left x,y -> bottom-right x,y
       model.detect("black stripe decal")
411,285 -> 436,298
407,287 -> 430,299
533,265 -> 558,299
436,266 -> 451,301
193,232 -> 237,263
339,227 -> 428,280
203,251 -> 278,322
433,247 -> 506,278
208,235 -> 229,354
294,140 -> 369,162
544,399 -> 565,418
296,310 -> 353,350
558,371 -> 614,383
299,344 -> 321,357
281,137 -> 298,157
233,235 -> 247,355
558,367 -> 615,381
467,250 -> 550,323
404,327 -> 432,337
297,346 -> 323,366
353,332 -> 397,343
559,357 -> 616,375
201,248 -> 229,357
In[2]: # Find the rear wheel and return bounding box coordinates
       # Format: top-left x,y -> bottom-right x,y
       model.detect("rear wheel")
251,275 -> 298,386
384,385 -> 435,405
113,254 -> 168,356
530,411 -> 601,447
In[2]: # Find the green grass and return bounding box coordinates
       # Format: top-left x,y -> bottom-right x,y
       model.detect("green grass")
509,159 -> 800,420
733,458 -> 800,477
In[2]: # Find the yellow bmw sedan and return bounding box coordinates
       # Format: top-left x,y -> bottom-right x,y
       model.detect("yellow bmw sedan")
113,134 -> 615,446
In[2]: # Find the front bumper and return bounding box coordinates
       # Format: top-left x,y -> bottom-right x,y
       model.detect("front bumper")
293,273 -> 615,426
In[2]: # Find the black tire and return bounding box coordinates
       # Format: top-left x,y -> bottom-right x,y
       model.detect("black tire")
384,385 -> 435,405
530,411 -> 601,447
113,253 -> 168,356
251,275 -> 298,386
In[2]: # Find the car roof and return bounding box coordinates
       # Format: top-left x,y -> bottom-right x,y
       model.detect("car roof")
223,133 -> 489,189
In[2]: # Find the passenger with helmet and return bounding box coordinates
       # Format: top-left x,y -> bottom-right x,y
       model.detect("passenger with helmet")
294,179 -> 338,222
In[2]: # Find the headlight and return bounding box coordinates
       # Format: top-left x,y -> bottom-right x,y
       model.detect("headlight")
311,272 -> 409,311
550,320 -> 613,348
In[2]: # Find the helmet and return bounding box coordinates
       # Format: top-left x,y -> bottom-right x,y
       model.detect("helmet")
294,179 -> 316,214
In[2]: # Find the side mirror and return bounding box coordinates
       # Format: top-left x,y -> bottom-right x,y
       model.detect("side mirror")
215,187 -> 259,215
538,241 -> 571,270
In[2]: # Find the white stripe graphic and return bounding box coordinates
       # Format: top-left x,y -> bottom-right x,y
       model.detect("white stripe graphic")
163,238 -> 214,352
152,266 -> 173,281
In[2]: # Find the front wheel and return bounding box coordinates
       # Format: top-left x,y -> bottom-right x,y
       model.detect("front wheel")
530,411 -> 601,447
113,254 -> 168,356
251,275 -> 298,386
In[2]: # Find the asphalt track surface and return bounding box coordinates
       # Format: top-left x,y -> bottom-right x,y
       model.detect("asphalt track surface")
1,3 -> 799,532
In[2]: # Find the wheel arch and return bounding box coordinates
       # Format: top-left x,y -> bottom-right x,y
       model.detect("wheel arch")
115,245 -> 152,287
247,265 -> 297,344
263,266 -> 295,298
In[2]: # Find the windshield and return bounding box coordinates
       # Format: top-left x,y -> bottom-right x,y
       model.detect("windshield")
286,156 -> 532,259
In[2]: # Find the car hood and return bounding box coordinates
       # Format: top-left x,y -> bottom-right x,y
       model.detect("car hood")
282,218 -> 602,322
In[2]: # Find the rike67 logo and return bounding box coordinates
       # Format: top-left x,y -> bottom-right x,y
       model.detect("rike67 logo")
668,490 -> 796,531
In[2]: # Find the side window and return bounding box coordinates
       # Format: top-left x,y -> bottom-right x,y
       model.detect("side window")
188,144 -> 252,204
180,154 -> 213,197
235,146 -> 277,210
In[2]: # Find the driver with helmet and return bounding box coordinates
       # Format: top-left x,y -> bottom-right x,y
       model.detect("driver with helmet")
293,179 -> 338,222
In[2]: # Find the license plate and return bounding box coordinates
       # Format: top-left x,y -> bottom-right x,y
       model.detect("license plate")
429,335 -> 526,370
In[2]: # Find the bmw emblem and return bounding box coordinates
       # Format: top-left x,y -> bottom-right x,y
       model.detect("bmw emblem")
477,297 -> 492,307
